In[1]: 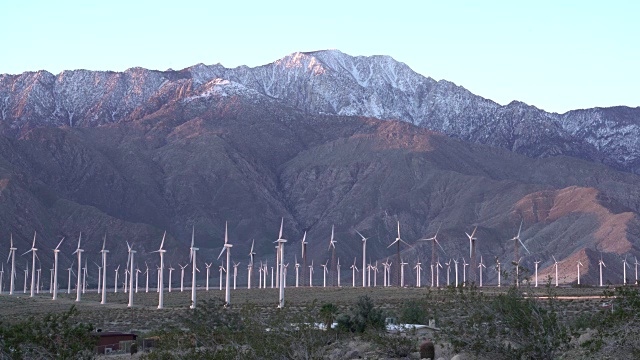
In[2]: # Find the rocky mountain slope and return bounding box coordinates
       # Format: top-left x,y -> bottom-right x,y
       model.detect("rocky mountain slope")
0,80 -> 638,287
1,50 -> 638,175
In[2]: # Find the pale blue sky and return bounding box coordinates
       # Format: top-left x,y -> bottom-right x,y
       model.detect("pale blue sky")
1,1 -> 638,113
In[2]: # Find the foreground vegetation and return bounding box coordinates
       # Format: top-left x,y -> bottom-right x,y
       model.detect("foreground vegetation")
1,285 -> 640,359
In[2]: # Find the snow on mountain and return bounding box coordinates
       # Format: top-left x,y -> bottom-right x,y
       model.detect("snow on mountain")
0,50 -> 638,173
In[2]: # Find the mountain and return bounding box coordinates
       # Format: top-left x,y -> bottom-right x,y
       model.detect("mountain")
0,51 -> 638,286
1,50 -> 639,175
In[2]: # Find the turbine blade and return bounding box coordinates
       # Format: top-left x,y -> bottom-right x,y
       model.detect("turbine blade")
517,219 -> 523,238
191,225 -> 195,249
470,226 -> 477,239
250,239 -> 255,254
397,221 -> 401,239
225,222 -> 228,245
519,239 -> 530,254
55,237 -> 65,250
160,231 -> 166,250
217,247 -> 226,260
387,238 -> 399,248
32,231 -> 37,248
279,218 -> 284,240
102,233 -> 106,251
21,249 -> 32,256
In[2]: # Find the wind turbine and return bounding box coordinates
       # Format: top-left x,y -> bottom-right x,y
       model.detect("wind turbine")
144,262 -> 150,293
36,265 -> 42,294
478,256 -> 486,287
93,262 -> 102,295
21,232 -> 38,297
189,226 -> 198,309
248,239 -> 256,289
445,259 -> 451,286
308,260 -> 314,287
533,260 -> 541,287
100,234 -> 108,304
72,233 -> 84,302
336,258 -> 341,287
328,225 -> 337,287
366,260 -> 372,287
23,261 -> 28,293
294,255 -> 300,287
179,264 -> 187,292
258,261 -> 263,289
205,262 -> 212,291
388,221 -> 412,286
373,261 -> 379,287
0,264 -> 4,294
67,260 -> 75,294
355,229 -> 368,287
301,232 -> 308,287
127,242 -> 136,308
466,227 -> 478,285
351,257 -> 358,287
511,220 -> 529,283
453,258 -> 459,287
275,218 -> 287,308
217,222 -> 232,306
415,261 -> 422,287
623,255 -> 630,285
400,259 -> 408,287
82,259 -> 88,294
7,234 -> 17,295
321,260 -> 329,288
552,255 -> 560,287
513,257 -> 523,287
419,224 -> 444,288
219,262 -> 225,290
114,265 -> 120,293
233,262 -> 240,290
577,259 -> 583,285
462,257 -> 468,286
168,264 -> 175,292
151,231 -> 167,309
599,255 -> 606,287
135,266 -> 141,293
495,257 -> 501,287
51,237 -> 65,300
635,257 -> 639,285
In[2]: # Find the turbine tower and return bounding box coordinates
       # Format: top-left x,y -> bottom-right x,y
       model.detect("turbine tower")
328,225 -> 337,287
294,255 -> 300,287
388,221 -> 412,286
355,229 -> 368,287
218,222 -> 233,306
598,255 -> 606,287
275,219 -> 287,308
100,235 -> 108,304
495,257 -> 501,287
552,256 -> 560,287
478,256 -> 486,287
510,221 -> 529,286
419,224 -> 444,288
168,264 -> 175,292
72,233 -> 84,302
533,260 -> 541,287
248,239 -> 256,289
94,262 -> 101,295
301,232 -> 308,287
466,227 -> 478,285
233,262 -> 240,290
205,262 -> 212,291
415,261 -> 422,287
190,226 -> 198,309
321,260 -> 329,287
151,231 -> 167,309
577,259 -> 583,285
7,234 -> 17,295
351,257 -> 358,287
623,255 -> 630,285
308,260 -> 314,287
179,264 -> 187,291
21,232 -> 38,297
127,242 -> 136,308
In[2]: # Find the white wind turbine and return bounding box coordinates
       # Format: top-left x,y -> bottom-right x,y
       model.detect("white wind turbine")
388,221 -> 413,287
466,227 -> 478,285
156,266 -> 161,293
623,255 -> 630,285
599,255 -> 606,287
114,265 -> 120,293
219,262 -> 225,290
635,257 -> 639,285
351,257 -> 358,287
495,257 -> 501,287
367,261 -> 372,287
453,258 -> 459,287
263,261 -> 267,289
445,259 -> 451,286
355,229 -> 368,287
72,233 -> 84,302
151,231 -> 167,309
52,237 -> 65,300
36,266 -> 42,294
552,255 -> 560,287
295,255 -> 300,287
373,261 -> 379,287
49,267 -> 53,294
21,232 -> 38,297
275,218 -> 287,308
386,259 -> 393,287
301,232 -> 308,287
478,256 -> 486,287
435,258 -> 442,287
462,257 -> 468,286
127,242 -> 136,308
67,260 -> 75,294
94,262 -> 101,295
205,262 -> 212,291
283,262 -> 289,288
308,260 -> 314,287
513,257 -> 523,287
135,266 -> 141,293
336,258 -> 341,287
415,261 -> 422,287
100,235 -> 108,304
23,261 -> 29,293
321,260 -> 329,288
179,264 -> 187,292
248,239 -> 256,289
328,225 -> 337,287
144,262 -> 150,293
533,260 -> 541,287
400,259 -> 408,287
577,259 -> 583,285
189,226 -> 198,309
82,259 -> 88,294
7,234 -> 17,295
217,222 -> 232,306
168,264 -> 175,292
419,224 -> 444,288
233,262 -> 240,290
510,220 -> 529,286
0,264 -> 4,294
258,261 -> 263,289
